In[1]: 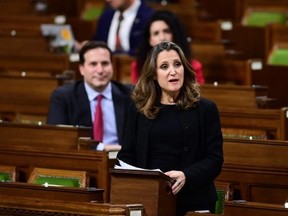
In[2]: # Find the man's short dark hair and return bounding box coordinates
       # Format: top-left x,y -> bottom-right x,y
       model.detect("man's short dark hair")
79,41 -> 113,64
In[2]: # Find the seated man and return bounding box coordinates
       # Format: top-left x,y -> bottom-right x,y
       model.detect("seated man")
47,41 -> 132,151
76,0 -> 154,56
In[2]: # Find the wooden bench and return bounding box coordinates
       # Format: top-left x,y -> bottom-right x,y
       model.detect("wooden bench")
0,71 -> 72,123
216,138 -> 288,204
0,195 -> 143,216
200,84 -> 268,109
219,107 -> 288,140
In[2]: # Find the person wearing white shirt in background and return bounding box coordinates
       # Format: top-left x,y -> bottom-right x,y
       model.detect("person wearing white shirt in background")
75,0 -> 154,56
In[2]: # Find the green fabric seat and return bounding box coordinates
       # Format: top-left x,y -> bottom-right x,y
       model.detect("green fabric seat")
0,172 -> 11,182
268,48 -> 288,66
33,175 -> 81,187
215,189 -> 225,214
246,12 -> 286,27
82,7 -> 103,21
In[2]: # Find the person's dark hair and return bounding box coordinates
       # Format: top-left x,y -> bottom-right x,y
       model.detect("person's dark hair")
79,41 -> 113,64
132,41 -> 200,119
136,10 -> 191,75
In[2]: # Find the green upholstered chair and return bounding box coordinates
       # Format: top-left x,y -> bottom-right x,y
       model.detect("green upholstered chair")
245,12 -> 286,27
81,2 -> 104,21
0,172 -> 12,182
28,168 -> 87,188
268,48 -> 288,66
82,7 -> 103,21
242,7 -> 287,27
215,189 -> 225,215
0,165 -> 16,182
214,182 -> 234,215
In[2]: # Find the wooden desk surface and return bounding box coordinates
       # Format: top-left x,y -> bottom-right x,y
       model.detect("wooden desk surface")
0,182 -> 103,203
201,84 -> 268,108
0,195 -> 144,216
0,122 -> 91,150
224,201 -> 288,216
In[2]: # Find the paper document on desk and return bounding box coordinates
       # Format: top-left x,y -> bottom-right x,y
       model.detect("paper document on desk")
115,159 -> 162,172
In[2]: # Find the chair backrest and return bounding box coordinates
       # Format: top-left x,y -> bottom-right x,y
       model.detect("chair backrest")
0,165 -> 16,182
28,168 -> 87,188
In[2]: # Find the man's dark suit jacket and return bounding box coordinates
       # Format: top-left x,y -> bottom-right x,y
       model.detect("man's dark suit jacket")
92,2 -> 154,56
46,80 -> 132,144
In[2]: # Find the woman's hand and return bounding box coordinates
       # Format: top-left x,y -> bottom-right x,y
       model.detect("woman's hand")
164,170 -> 186,195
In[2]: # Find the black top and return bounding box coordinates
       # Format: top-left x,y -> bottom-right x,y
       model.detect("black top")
148,104 -> 182,172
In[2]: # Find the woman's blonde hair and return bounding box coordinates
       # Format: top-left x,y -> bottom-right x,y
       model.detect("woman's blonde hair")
132,41 -> 200,119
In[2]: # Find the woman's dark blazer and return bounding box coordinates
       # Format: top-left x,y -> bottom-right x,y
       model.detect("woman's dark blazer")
46,80 -> 132,143
117,97 -> 224,213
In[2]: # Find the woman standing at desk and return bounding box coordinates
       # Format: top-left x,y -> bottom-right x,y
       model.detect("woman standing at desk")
117,41 -> 223,216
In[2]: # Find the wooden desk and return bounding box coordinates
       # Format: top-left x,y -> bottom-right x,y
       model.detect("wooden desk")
201,84 -> 268,108
0,37 -> 70,72
0,146 -> 114,202
217,138 -> 288,204
186,201 -> 288,216
219,107 -> 288,140
0,182 -> 103,203
148,2 -> 198,33
253,64 -> 288,108
110,169 -> 176,216
0,14 -> 96,42
0,195 -> 144,216
189,20 -> 222,42
224,201 -> 288,216
0,72 -> 71,123
192,41 -> 259,85
222,24 -> 267,59
0,122 -> 90,150
0,0 -> 36,15
112,54 -> 135,84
